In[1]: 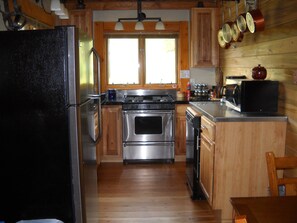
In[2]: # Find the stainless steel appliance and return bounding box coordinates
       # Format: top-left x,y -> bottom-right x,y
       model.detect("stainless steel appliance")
222,80 -> 279,113
0,26 -> 101,223
122,90 -> 175,163
225,75 -> 247,85
186,107 -> 205,200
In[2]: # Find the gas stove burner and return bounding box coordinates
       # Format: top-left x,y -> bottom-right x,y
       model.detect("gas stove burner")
124,95 -> 174,103
123,94 -> 175,110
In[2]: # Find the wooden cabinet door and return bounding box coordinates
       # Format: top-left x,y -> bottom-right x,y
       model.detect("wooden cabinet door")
190,8 -> 219,67
101,105 -> 122,160
60,9 -> 93,37
175,105 -> 188,155
200,133 -> 215,205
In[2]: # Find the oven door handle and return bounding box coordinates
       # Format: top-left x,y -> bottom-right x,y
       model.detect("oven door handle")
123,142 -> 174,147
123,110 -> 174,114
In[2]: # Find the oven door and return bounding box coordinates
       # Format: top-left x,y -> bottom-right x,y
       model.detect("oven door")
122,110 -> 174,142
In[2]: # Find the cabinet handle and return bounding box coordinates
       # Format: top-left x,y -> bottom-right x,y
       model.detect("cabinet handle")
201,133 -> 213,144
201,124 -> 206,130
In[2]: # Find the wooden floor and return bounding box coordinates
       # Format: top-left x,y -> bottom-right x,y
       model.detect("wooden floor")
84,162 -> 220,223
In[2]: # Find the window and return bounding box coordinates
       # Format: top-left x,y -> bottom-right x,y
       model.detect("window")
107,35 -> 177,86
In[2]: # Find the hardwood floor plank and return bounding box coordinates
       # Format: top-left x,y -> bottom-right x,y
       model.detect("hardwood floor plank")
84,162 -> 220,223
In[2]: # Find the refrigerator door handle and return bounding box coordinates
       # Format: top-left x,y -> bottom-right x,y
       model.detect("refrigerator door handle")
89,94 -> 101,99
91,47 -> 101,94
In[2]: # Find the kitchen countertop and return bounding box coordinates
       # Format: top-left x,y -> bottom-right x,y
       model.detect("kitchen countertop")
190,101 -> 288,122
102,99 -> 124,105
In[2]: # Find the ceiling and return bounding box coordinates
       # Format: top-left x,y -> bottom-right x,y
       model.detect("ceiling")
65,0 -> 218,10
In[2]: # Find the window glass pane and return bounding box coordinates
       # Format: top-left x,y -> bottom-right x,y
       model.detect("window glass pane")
145,38 -> 176,84
108,38 -> 139,84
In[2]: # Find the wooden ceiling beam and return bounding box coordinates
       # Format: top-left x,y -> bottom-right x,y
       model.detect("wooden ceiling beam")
65,1 -> 218,10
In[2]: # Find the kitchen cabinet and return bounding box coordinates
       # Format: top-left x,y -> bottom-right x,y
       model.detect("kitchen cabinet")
200,116 -> 215,204
101,105 -> 122,161
190,8 -> 219,67
199,114 -> 287,223
175,104 -> 188,156
60,9 -> 93,37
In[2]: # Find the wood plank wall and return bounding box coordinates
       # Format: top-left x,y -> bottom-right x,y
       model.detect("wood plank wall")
219,0 -> 297,163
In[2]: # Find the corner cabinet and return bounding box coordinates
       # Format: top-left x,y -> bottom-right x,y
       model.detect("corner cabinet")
100,105 -> 122,162
190,8 -> 219,68
199,115 -> 287,223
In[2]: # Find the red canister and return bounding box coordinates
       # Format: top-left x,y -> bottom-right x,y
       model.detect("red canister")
252,64 -> 267,80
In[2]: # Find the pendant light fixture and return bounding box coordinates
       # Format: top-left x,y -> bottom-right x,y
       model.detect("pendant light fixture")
50,0 -> 69,19
115,0 -> 165,31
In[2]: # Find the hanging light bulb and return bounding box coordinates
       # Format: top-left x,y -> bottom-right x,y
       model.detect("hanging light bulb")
115,21 -> 124,31
135,21 -> 144,30
114,0 -> 164,31
59,8 -> 69,19
50,0 -> 62,11
155,21 -> 165,30
50,0 -> 69,20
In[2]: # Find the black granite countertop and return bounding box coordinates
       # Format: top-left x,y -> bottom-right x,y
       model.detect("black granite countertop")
102,99 -> 124,105
190,101 -> 288,122
175,99 -> 189,104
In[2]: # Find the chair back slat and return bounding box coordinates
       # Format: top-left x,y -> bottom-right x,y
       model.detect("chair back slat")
266,152 -> 297,196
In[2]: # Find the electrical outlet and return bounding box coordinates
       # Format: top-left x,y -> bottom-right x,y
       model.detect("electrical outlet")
180,70 -> 190,78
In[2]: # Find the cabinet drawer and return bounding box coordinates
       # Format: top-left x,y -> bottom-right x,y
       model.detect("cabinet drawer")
201,116 -> 215,141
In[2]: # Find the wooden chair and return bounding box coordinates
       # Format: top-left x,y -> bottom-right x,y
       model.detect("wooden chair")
265,151 -> 297,196
234,215 -> 247,223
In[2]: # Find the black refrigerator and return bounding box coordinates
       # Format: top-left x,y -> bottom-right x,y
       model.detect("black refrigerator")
0,26 -> 101,223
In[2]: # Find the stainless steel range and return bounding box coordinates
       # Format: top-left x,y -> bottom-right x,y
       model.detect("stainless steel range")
121,90 -> 176,163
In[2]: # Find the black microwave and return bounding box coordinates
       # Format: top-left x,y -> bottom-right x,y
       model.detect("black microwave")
224,80 -> 279,113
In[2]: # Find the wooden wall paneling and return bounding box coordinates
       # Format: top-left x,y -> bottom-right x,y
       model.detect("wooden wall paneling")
179,21 -> 190,92
65,1 -> 217,10
219,0 -> 297,160
94,22 -> 105,93
15,0 -> 55,27
221,54 -> 297,71
60,9 -> 93,37
223,36 -> 297,59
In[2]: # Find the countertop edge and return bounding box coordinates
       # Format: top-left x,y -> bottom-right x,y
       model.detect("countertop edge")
190,102 -> 288,122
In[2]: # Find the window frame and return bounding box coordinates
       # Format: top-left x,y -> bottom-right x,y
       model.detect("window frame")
106,34 -> 178,89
